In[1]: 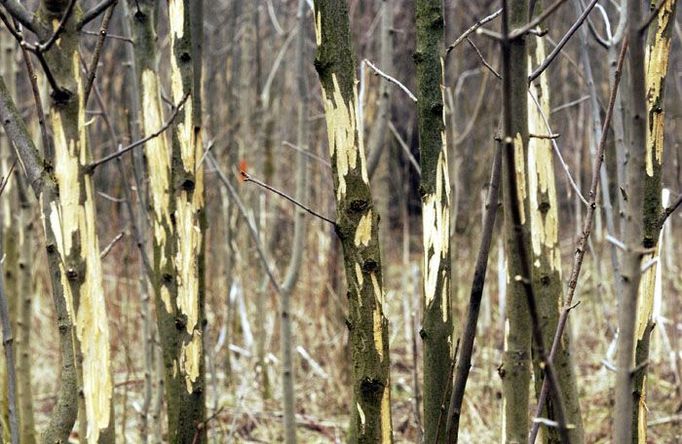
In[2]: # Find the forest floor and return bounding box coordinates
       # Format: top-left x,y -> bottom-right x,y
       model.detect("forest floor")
28,223 -> 682,443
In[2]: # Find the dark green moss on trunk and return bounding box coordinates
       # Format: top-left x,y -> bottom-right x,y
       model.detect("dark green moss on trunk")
314,1 -> 392,442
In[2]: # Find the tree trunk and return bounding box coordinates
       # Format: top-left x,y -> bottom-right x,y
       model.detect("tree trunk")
614,0 -> 648,442
633,1 -> 677,442
500,2 -> 532,442
414,1 -> 453,442
313,1 -> 393,442
37,2 -> 115,442
527,31 -> 584,444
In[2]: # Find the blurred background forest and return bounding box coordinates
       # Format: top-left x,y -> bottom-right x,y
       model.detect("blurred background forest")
0,0 -> 680,443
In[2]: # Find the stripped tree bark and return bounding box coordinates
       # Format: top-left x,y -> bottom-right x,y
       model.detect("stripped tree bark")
126,0 -> 206,441
28,2 -> 116,442
632,1 -> 677,442
414,1 -> 453,442
313,1 -> 393,441
527,30 -> 584,443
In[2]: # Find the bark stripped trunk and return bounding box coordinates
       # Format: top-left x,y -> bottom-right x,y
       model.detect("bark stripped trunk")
633,1 -> 677,442
414,1 -> 453,442
37,2 -> 114,442
527,32 -> 584,444
314,1 -> 393,442
163,0 -> 206,441
500,1 -> 532,442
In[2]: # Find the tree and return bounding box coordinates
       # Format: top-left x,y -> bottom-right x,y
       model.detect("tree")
499,2 -> 533,441
614,0 -> 648,442
527,26 -> 584,443
633,1 -> 677,442
414,1 -> 453,441
127,0 -> 206,441
313,1 -> 393,441
0,2 -> 118,442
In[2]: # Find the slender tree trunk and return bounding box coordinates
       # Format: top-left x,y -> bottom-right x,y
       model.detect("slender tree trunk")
313,1 -> 393,442
127,0 -> 206,441
527,31 -> 584,444
614,0 -> 647,442
0,29 -> 18,444
276,1 -> 310,442
36,2 -> 115,442
16,177 -> 36,444
499,2 -> 532,442
0,72 -> 83,444
414,1 -> 453,442
120,2 -> 156,442
633,1 -> 677,442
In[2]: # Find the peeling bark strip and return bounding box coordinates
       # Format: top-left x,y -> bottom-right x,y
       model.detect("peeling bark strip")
36,2 -> 114,442
527,33 -> 584,444
414,1 -> 453,442
128,0 -> 206,441
634,1 -> 677,442
313,1 -> 393,442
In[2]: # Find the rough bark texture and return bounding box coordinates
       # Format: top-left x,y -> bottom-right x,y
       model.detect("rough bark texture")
128,0 -> 206,441
414,1 -> 453,442
527,33 -> 584,444
500,1 -> 532,442
37,2 -> 114,442
633,1 -> 677,442
313,1 -> 393,442
0,73 -> 78,444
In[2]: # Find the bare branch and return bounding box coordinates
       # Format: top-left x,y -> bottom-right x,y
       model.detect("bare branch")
466,37 -> 501,79
100,232 -> 125,259
78,0 -> 117,30
241,171 -> 335,225
509,0 -> 568,39
87,92 -> 190,172
445,8 -> 502,56
529,0 -> 600,82
363,59 -> 417,102
0,0 -> 37,34
83,0 -> 117,104
37,0 -> 77,53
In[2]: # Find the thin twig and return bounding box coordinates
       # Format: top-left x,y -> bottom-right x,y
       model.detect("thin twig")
0,159 -> 17,197
83,0 -> 117,105
37,0 -> 77,53
0,0 -> 37,34
528,35 -> 628,444
550,95 -> 590,113
100,232 -> 124,259
444,145 -> 502,442
363,59 -> 417,102
658,193 -> 682,228
639,0 -> 667,33
80,30 -> 133,43
528,0 -> 600,82
78,0 -> 117,30
509,0 -> 568,39
241,171 -> 335,225
445,8 -> 503,56
87,92 -> 190,172
528,90 -> 589,206
388,122 -> 420,176
0,10 -> 68,97
466,37 -> 501,79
